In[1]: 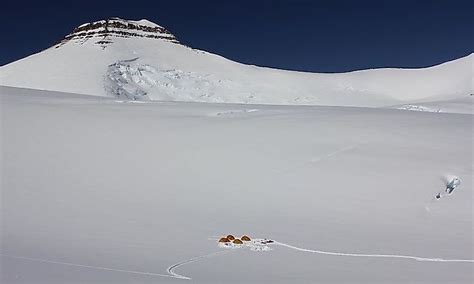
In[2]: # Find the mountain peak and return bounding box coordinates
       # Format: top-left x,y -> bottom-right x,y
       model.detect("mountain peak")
56,18 -> 179,48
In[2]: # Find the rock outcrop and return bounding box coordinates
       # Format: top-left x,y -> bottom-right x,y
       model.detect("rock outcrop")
56,17 -> 179,48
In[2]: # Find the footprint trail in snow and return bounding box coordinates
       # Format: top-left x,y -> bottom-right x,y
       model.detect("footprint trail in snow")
166,250 -> 230,280
215,238 -> 473,263
272,241 -> 474,263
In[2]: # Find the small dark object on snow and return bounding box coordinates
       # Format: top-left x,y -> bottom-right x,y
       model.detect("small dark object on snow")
445,178 -> 460,194
219,237 -> 230,243
233,239 -> 243,245
227,235 -> 235,241
241,235 -> 251,241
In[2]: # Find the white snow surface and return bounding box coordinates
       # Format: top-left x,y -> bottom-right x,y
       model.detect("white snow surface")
1,86 -> 473,283
392,95 -> 473,114
0,18 -> 472,108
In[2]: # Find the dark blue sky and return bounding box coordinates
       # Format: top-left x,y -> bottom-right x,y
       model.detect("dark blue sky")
1,0 -> 472,72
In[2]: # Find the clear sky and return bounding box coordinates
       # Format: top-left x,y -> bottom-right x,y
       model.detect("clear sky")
1,0 -> 472,72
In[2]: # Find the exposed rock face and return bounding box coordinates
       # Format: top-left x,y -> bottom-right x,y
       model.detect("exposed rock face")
56,17 -> 179,48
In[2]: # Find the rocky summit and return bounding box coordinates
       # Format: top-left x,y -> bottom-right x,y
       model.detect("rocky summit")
56,17 -> 179,48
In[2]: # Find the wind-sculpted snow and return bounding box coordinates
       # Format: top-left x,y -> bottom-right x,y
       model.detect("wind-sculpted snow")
392,96 -> 473,114
105,58 -> 152,100
397,105 -> 442,113
105,57 -> 238,101
101,54 -> 473,111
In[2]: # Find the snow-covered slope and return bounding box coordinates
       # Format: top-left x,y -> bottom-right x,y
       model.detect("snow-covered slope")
1,18 -> 472,107
391,95 -> 473,114
2,87 -> 473,283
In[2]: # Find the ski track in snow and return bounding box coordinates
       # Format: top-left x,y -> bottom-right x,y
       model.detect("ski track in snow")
0,254 -> 181,279
276,143 -> 363,175
308,145 -> 358,163
166,250 -> 231,280
273,242 -> 474,263
2,237 -> 472,282
1,250 -> 231,281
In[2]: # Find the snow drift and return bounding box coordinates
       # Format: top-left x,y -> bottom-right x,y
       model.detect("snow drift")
0,18 -> 472,107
